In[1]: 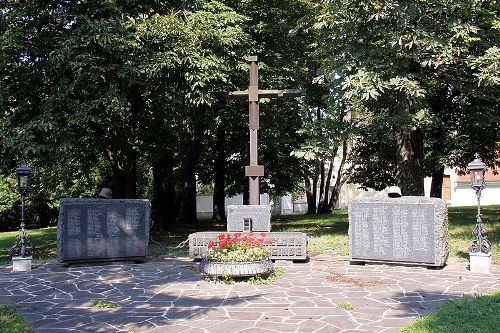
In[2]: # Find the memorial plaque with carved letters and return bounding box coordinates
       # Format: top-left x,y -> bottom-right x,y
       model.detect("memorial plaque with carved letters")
227,205 -> 271,232
348,196 -> 448,266
57,199 -> 150,263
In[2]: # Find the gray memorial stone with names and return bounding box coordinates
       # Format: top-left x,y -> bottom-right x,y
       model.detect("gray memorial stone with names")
227,205 -> 271,232
348,196 -> 448,267
57,198 -> 150,263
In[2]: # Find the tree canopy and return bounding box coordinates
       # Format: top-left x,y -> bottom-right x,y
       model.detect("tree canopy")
0,0 -> 498,231
316,0 -> 499,195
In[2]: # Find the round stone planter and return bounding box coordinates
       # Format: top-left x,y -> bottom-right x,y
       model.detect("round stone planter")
199,257 -> 273,278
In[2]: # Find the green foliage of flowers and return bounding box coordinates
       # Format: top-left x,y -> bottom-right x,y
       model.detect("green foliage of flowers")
248,267 -> 286,285
337,301 -> 354,310
89,299 -> 118,309
205,233 -> 271,262
205,272 -> 235,285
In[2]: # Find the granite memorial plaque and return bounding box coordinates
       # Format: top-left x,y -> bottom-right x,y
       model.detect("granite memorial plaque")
227,205 -> 271,232
348,196 -> 448,266
57,198 -> 150,263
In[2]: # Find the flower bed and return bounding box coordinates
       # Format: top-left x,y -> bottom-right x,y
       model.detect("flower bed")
200,233 -> 273,278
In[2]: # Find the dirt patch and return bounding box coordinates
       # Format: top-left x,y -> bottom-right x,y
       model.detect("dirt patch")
327,272 -> 388,288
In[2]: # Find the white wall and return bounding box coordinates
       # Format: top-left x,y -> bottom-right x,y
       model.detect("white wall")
447,167 -> 500,206
337,183 -> 388,209
336,168 -> 500,208
196,193 -> 269,216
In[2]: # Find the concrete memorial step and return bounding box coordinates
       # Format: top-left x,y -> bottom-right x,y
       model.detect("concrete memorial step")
189,204 -> 308,261
189,231 -> 308,261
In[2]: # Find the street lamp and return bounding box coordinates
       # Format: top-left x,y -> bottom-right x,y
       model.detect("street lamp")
467,154 -> 491,254
11,163 -> 33,258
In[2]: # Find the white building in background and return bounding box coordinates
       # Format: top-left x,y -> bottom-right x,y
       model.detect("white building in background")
337,167 -> 500,208
196,192 -> 307,217
195,167 -> 500,216
441,167 -> 500,206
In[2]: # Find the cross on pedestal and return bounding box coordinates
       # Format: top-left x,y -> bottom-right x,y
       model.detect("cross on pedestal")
225,56 -> 305,205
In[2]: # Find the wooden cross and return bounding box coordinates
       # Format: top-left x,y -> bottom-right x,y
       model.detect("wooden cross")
224,56 -> 305,205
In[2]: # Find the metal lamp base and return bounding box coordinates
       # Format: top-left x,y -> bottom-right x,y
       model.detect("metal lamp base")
12,256 -> 32,272
469,252 -> 491,274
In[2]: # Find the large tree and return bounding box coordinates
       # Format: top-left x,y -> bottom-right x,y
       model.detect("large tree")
1,0 -> 251,228
196,0 -> 317,218
318,0 -> 500,195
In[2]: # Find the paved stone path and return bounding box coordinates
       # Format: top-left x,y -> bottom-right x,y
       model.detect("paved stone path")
1,256 -> 498,333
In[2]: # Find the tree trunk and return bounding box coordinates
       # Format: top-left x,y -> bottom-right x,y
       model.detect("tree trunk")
106,85 -> 141,199
317,160 -> 325,213
107,150 -> 137,199
311,163 -> 319,213
328,138 -> 349,211
212,126 -> 226,222
318,159 -> 334,214
152,156 -> 178,232
180,115 -> 202,224
430,167 -> 444,198
304,176 -> 316,214
395,92 -> 425,196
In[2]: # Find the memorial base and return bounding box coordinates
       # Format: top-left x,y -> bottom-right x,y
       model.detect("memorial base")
469,252 -> 492,274
189,232 -> 307,261
12,256 -> 32,272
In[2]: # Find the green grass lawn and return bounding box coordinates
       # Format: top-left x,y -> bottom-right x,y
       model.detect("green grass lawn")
0,305 -> 33,333
273,211 -> 350,255
1,206 -> 498,264
0,227 -> 57,265
447,206 -> 500,264
401,290 -> 500,333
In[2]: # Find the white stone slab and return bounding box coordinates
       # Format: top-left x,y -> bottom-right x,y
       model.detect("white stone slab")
469,252 -> 492,274
227,205 -> 271,232
12,256 -> 32,272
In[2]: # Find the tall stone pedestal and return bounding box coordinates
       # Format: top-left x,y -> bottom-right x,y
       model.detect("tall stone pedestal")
469,252 -> 492,274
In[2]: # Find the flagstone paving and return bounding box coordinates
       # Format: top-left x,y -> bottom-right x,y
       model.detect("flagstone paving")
0,255 -> 498,333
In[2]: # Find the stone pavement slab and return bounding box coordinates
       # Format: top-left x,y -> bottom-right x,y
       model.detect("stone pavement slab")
0,255 -> 498,333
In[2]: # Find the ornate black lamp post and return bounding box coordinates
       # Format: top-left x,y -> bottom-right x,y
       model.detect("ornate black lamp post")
11,163 -> 33,258
467,154 -> 491,254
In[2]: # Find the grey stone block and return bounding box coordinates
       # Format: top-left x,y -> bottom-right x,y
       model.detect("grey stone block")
348,196 -> 448,267
57,198 -> 150,263
227,205 -> 271,232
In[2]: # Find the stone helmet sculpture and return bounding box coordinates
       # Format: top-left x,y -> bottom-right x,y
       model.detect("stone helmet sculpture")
97,187 -> 112,199
387,186 -> 402,198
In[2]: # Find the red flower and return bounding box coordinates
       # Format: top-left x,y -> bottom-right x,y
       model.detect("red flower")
207,241 -> 214,249
217,234 -> 226,241
234,233 -> 242,237
260,233 -> 267,237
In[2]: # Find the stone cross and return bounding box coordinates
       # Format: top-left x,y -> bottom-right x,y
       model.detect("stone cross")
224,56 -> 305,205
